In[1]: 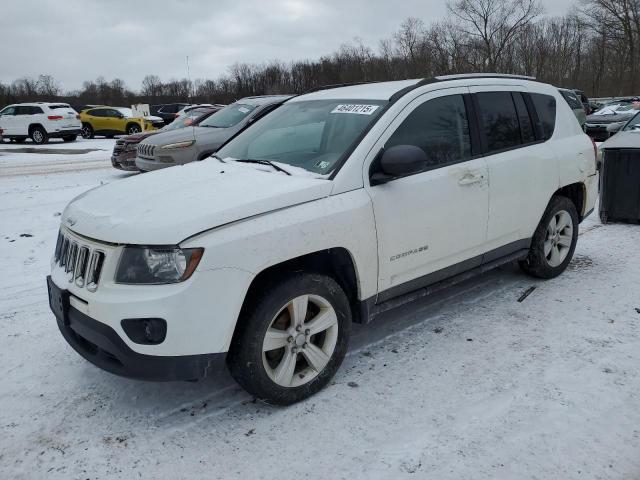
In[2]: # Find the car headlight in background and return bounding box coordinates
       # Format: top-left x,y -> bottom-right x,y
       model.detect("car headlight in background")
160,140 -> 195,149
115,247 -> 204,284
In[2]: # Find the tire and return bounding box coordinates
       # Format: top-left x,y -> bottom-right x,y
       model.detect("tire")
30,126 -> 48,144
126,123 -> 141,135
81,124 -> 94,139
227,272 -> 352,405
62,135 -> 77,142
520,195 -> 579,279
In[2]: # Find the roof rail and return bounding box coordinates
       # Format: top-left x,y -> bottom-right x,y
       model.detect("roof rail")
432,73 -> 537,81
303,81 -> 377,94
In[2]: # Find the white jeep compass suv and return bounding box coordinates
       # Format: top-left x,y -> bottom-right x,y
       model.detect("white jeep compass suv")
0,102 -> 82,144
47,74 -> 598,404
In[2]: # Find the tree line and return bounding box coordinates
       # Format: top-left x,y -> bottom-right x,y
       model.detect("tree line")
1,0 -> 638,108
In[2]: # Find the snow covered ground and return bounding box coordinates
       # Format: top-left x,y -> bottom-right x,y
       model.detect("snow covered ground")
1,138 -> 639,479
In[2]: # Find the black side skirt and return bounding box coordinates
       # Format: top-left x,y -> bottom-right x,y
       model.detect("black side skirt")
358,239 -> 531,323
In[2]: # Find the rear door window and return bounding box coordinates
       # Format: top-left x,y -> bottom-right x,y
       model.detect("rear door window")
475,92 -> 521,153
529,93 -> 556,140
385,94 -> 472,170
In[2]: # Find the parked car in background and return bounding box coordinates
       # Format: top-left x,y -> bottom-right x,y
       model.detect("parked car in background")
111,107 -> 220,171
175,103 -> 226,119
585,103 -> 637,141
559,88 -> 586,129
0,102 -> 81,144
135,95 -> 292,171
573,89 -> 591,114
49,75 -> 597,404
73,104 -> 104,113
79,106 -> 164,138
620,111 -> 640,132
150,103 -> 190,125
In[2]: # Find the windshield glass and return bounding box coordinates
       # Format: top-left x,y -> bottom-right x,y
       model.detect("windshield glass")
623,113 -> 640,131
215,99 -> 387,176
199,103 -> 256,128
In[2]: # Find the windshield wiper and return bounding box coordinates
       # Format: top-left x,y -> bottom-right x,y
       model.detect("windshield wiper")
211,154 -> 225,163
235,159 -> 291,176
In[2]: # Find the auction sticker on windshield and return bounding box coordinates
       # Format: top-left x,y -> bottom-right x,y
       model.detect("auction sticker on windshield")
331,104 -> 380,115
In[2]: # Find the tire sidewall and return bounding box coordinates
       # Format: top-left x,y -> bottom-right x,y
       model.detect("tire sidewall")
127,124 -> 140,135
228,273 -> 352,405
30,127 -> 47,144
81,124 -> 94,139
525,196 -> 579,278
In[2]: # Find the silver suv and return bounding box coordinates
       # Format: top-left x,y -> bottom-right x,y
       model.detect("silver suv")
135,95 -> 292,171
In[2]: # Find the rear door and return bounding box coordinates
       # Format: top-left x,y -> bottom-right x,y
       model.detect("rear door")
365,88 -> 490,299
469,87 -> 558,254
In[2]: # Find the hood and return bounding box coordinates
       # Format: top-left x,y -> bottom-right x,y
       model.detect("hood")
123,130 -> 158,143
586,112 -> 635,124
62,160 -> 333,245
141,125 -> 235,150
600,131 -> 640,150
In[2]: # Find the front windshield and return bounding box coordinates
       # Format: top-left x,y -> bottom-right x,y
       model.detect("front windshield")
215,99 -> 387,175
623,113 -> 640,131
199,103 -> 257,128
163,115 -> 196,131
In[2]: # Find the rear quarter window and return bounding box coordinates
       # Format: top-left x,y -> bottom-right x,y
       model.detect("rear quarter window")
529,93 -> 556,140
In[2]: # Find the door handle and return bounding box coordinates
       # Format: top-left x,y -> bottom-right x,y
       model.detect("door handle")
458,173 -> 484,186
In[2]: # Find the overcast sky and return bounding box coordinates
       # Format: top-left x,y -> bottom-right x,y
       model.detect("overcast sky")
1,0 -> 575,92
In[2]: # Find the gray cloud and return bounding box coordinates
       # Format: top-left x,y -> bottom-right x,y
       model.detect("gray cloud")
1,0 -> 575,91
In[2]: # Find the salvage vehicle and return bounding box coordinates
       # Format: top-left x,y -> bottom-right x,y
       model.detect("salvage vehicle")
135,96 -> 291,171
48,74 -> 597,404
111,107 -> 221,171
585,103 -> 637,141
0,102 -> 82,144
79,106 -> 164,139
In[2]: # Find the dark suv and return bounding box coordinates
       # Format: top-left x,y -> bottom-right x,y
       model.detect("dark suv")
150,104 -> 190,125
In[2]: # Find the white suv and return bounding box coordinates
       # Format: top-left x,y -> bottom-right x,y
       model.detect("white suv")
0,102 -> 82,144
47,74 -> 598,404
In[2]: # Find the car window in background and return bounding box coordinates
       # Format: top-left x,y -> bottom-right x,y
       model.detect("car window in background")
216,99 -> 387,175
623,113 -> 640,131
14,106 -> 30,115
560,91 -> 583,110
529,93 -> 556,140
0,106 -> 16,115
476,92 -> 521,152
87,109 -> 104,117
386,95 -> 471,168
199,104 -> 257,128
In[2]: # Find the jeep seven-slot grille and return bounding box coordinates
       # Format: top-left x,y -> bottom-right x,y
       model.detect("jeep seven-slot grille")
137,143 -> 155,158
54,230 -> 106,292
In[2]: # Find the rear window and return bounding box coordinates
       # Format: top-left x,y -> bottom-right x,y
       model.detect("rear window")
529,93 -> 556,140
49,104 -> 71,110
476,92 -> 521,153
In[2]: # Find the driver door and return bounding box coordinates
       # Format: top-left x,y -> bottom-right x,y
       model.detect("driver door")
365,88 -> 490,301
0,106 -> 18,135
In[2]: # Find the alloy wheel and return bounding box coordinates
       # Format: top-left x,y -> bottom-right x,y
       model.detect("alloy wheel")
262,294 -> 339,388
544,210 -> 573,267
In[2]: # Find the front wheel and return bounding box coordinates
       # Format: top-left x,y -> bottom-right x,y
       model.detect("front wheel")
126,123 -> 141,135
81,124 -> 94,139
520,195 -> 579,279
227,273 -> 352,405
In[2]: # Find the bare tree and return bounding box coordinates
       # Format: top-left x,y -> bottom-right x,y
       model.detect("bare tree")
447,0 -> 543,71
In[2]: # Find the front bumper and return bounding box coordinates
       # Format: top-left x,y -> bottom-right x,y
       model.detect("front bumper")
111,150 -> 139,171
48,275 -> 225,381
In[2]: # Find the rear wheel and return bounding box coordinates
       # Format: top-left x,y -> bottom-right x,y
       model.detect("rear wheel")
520,195 -> 578,279
30,127 -> 48,144
81,124 -> 94,139
62,135 -> 77,142
227,273 -> 351,405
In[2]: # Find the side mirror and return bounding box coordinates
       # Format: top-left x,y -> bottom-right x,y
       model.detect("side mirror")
370,145 -> 428,185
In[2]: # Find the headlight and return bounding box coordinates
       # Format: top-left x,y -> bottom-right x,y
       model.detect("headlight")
160,140 -> 195,149
115,247 -> 204,284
